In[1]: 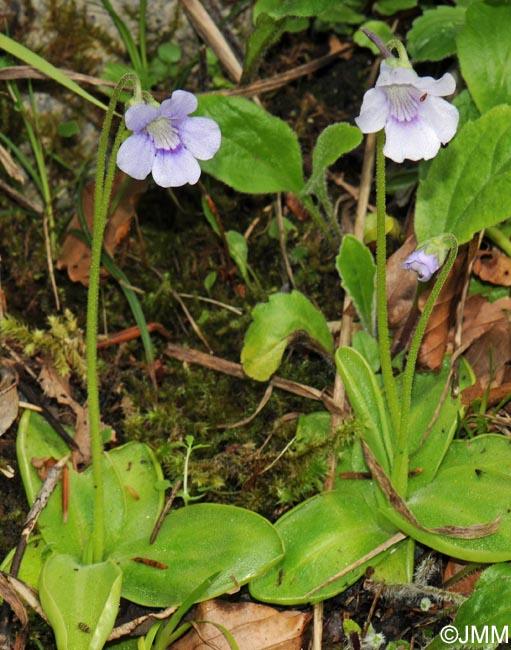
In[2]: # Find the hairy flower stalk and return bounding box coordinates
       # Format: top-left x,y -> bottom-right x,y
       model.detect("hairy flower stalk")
117,90 -> 221,187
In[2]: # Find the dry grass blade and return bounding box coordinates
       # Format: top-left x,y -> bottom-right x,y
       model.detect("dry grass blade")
180,0 -> 242,83
361,440 -> 501,539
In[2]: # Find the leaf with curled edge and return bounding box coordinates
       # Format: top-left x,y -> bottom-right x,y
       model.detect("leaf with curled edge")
241,291 -> 333,382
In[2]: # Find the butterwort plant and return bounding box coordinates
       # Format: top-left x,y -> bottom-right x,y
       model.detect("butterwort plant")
245,34 -> 511,608
12,74 -> 284,650
353,30 -> 460,496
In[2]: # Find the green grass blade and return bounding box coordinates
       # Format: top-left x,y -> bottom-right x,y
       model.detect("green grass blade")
101,0 -> 144,81
153,572 -> 221,650
0,34 -> 108,111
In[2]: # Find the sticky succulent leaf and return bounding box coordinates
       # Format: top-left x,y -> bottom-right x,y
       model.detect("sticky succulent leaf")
196,95 -> 304,194
336,235 -> 376,335
39,554 -> 122,650
111,504 -> 284,606
415,106 -> 511,245
249,482 -> 397,604
383,436 -> 511,562
241,291 -> 333,381
16,411 -> 163,559
335,347 -> 393,473
351,331 -> 380,373
457,2 -> 511,113
407,357 -> 474,489
104,442 -> 164,555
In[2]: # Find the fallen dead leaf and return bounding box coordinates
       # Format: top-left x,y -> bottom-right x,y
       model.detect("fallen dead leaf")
170,599 -> 311,650
0,364 -> 18,436
38,362 -> 116,465
387,236 -> 418,330
461,295 -> 511,350
57,172 -> 146,285
443,560 -> 483,598
0,141 -> 25,183
460,295 -> 511,388
417,252 -> 468,369
39,362 -> 81,412
461,381 -> 511,408
473,250 -> 511,286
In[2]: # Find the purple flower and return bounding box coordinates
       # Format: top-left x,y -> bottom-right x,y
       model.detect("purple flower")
402,248 -> 440,282
355,61 -> 459,163
116,90 -> 221,187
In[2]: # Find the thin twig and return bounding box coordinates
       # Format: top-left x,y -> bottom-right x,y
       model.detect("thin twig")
0,177 -> 44,213
170,287 -> 213,354
180,0 -> 243,83
0,45 -> 352,100
107,606 -> 178,641
304,532 -> 407,598
150,480 -> 183,544
165,342 -> 342,414
0,456 -> 68,645
312,602 -> 324,650
177,293 -> 243,316
218,383 -> 273,429
9,455 -> 69,577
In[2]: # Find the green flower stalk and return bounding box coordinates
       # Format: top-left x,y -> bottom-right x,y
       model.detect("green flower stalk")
392,234 -> 458,495
87,73 -> 141,563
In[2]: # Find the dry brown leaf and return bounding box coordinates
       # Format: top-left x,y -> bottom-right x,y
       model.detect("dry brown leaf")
461,295 -> 511,349
473,250 -> 511,286
417,252 -> 468,369
170,599 -> 311,650
38,362 -> 117,464
0,142 -> 25,183
443,560 -> 483,598
460,295 -> 511,389
57,172 -> 146,285
361,440 -> 501,539
39,363 -> 81,412
461,381 -> 511,408
0,364 -> 18,436
387,236 -> 418,329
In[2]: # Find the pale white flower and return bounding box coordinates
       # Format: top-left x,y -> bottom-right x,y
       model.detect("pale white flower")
402,248 -> 440,281
117,90 -> 221,187
355,60 -> 459,163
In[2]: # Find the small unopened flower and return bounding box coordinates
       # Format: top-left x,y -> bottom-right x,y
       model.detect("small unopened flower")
355,60 -> 459,163
403,248 -> 440,281
117,90 -> 221,187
